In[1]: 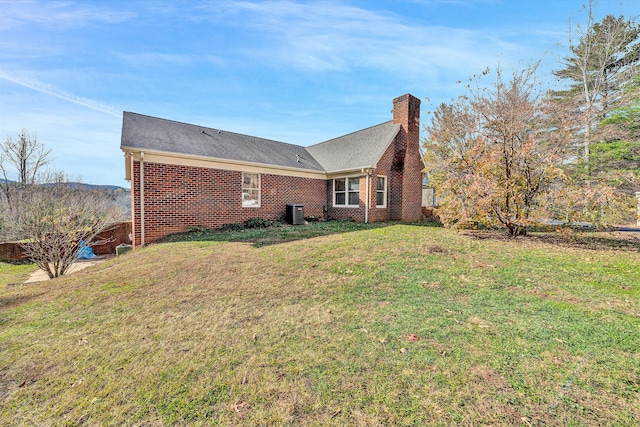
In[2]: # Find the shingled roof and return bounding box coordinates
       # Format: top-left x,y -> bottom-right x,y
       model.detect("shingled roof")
121,111 -> 399,174
307,121 -> 400,172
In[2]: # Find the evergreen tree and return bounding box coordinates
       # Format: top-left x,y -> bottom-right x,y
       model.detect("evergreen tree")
553,3 -> 639,163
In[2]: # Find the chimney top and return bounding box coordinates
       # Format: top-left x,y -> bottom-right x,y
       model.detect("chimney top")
392,94 -> 420,133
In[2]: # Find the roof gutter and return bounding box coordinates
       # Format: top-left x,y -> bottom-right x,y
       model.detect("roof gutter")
120,147 -> 384,179
120,146 -> 327,179
324,166 -> 376,177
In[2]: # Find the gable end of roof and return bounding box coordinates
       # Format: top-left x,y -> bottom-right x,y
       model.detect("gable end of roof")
306,121 -> 400,172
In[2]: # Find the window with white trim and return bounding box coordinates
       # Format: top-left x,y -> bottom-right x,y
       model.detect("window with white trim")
242,172 -> 260,207
376,175 -> 387,207
334,177 -> 360,207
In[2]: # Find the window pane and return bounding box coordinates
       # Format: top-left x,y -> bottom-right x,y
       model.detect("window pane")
243,189 -> 259,206
348,192 -> 359,205
243,173 -> 259,189
377,177 -> 385,191
376,191 -> 385,206
335,192 -> 345,205
335,178 -> 345,192
347,177 -> 359,191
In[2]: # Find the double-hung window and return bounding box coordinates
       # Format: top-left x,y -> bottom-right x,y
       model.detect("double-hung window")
376,175 -> 387,208
334,177 -> 360,207
242,172 -> 260,207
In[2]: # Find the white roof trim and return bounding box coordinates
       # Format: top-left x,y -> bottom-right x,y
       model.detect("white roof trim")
122,146 -> 328,179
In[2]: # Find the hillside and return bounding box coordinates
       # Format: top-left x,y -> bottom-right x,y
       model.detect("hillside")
1,225 -> 638,426
0,180 -> 131,220
0,179 -> 128,192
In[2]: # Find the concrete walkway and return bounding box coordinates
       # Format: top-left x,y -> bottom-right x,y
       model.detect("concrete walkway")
25,257 -> 111,283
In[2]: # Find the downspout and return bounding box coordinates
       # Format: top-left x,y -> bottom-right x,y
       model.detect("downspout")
363,168 -> 371,223
140,151 -> 145,247
128,152 -> 136,248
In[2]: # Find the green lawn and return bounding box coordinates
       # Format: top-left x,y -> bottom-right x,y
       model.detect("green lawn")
0,262 -> 36,287
1,224 -> 638,426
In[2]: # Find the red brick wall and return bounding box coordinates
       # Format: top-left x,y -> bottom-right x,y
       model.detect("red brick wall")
131,162 -> 327,245
308,172 -> 399,222
0,242 -> 26,262
401,147 -> 425,221
323,143 -> 396,223
92,221 -> 132,255
322,140 -> 415,223
0,221 -> 131,261
370,141 -> 396,222
322,94 -> 423,223
128,94 -> 423,238
393,94 -> 423,222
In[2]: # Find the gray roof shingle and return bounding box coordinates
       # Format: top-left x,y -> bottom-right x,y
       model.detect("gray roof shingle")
121,112 -> 324,171
121,112 -> 399,174
307,121 -> 400,172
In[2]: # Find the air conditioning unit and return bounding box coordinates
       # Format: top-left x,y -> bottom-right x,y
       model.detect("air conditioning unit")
285,204 -> 305,225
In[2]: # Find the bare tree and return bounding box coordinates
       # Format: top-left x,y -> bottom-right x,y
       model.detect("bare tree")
1,129 -> 52,207
4,179 -> 126,278
1,131 -> 129,276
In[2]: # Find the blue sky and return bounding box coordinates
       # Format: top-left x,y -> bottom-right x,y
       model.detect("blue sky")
0,0 -> 637,186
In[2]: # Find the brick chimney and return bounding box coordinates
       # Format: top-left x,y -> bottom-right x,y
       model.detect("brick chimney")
393,93 -> 421,142
391,94 -> 423,222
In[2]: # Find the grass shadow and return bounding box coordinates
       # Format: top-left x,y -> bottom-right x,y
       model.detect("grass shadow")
157,220 -> 441,248
0,289 -> 46,310
463,230 -> 640,252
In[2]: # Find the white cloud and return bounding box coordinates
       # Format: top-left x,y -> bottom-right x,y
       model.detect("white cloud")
205,0 -> 532,79
0,0 -> 135,29
0,72 -> 121,118
0,81 -> 126,186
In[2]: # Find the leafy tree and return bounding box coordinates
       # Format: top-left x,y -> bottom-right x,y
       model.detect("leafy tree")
586,73 -> 640,196
425,3 -> 638,231
552,4 -> 639,224
424,64 -> 572,236
553,2 -> 639,162
541,178 -> 634,227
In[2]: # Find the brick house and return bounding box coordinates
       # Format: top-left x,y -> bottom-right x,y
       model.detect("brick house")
120,94 -> 423,246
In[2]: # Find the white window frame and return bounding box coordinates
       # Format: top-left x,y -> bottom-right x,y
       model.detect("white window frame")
333,176 -> 360,208
242,172 -> 261,208
376,175 -> 387,208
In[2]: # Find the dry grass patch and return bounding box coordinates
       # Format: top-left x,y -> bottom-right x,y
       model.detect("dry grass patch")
1,225 -> 639,425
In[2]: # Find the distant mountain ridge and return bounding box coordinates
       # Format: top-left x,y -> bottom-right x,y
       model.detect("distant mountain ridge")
52,182 -> 129,192
0,178 -> 128,192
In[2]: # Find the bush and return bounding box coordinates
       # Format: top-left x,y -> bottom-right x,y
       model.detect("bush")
219,218 -> 283,232
244,217 -> 282,229
220,222 -> 244,232
187,226 -> 210,234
